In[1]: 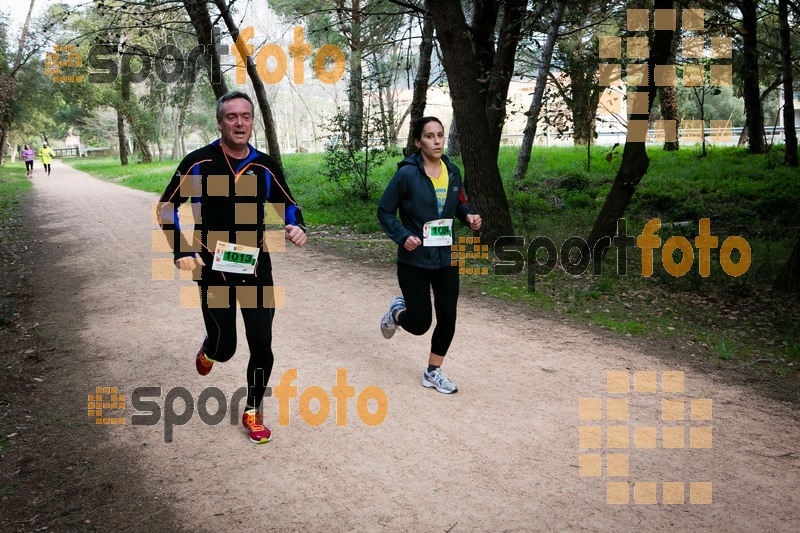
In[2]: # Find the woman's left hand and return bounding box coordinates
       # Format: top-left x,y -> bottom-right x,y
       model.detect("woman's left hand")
466,214 -> 482,231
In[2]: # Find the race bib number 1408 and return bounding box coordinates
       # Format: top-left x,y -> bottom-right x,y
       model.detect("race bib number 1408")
423,218 -> 453,247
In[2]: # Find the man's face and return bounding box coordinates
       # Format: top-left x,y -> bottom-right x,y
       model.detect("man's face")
217,98 -> 253,150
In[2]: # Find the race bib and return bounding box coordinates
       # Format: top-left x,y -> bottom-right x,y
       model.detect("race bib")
212,241 -> 258,275
423,218 -> 453,247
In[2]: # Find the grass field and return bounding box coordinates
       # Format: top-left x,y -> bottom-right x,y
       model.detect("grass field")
0,162 -> 33,327
0,163 -> 32,221
64,145 -> 800,382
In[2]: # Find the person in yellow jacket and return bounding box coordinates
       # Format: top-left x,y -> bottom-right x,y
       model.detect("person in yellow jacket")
39,142 -> 55,175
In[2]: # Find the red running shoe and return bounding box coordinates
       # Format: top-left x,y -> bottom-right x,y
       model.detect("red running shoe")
242,409 -> 272,443
195,339 -> 214,376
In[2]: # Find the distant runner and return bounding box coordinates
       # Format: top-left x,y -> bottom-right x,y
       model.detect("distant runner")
39,142 -> 55,176
22,145 -> 34,177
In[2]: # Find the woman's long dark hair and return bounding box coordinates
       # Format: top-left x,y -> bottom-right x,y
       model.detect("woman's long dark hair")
411,116 -> 444,142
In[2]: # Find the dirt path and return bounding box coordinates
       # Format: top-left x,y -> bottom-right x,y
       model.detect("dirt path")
14,159 -> 800,530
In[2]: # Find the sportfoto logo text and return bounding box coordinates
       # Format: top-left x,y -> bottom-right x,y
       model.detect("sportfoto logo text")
90,368 -> 388,443
61,26 -> 344,85
494,218 -> 750,291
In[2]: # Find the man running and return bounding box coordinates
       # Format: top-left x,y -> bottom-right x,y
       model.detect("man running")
158,91 -> 307,443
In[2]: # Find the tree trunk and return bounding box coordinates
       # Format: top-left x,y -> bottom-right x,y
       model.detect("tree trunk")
384,82 -> 398,147
173,93 -> 189,159
571,84 -> 598,146
0,77 -> 13,166
513,0 -> 566,181
736,82 -> 780,148
0,106 -> 11,166
405,12 -> 434,154
288,81 -> 318,151
214,0 -> 282,164
775,234 -> 800,294
447,117 -> 460,157
373,58 -> 390,148
0,127 -> 8,167
427,0 -> 514,244
348,0 -> 364,150
117,48 -> 132,167
659,4 -> 681,151
156,102 -> 165,162
117,109 -> 128,166
0,0 -> 35,167
172,120 -> 181,160
182,0 -> 228,99
737,123 -> 749,147
741,0 -> 767,153
138,134 -> 153,163
587,0 -> 675,250
659,86 -> 680,150
779,0 -> 798,166
484,0 -> 527,154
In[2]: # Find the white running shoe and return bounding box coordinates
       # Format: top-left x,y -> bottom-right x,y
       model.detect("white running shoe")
422,367 -> 458,394
380,296 -> 405,339
380,310 -> 397,339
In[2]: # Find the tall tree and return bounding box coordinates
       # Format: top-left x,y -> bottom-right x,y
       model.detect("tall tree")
778,0 -> 798,166
425,0 -> 529,243
0,0 -> 39,166
775,233 -> 800,294
513,0 -> 567,182
551,32 -> 603,147
213,0 -> 283,164
182,0 -> 228,99
659,4 -> 681,151
404,11 -> 434,154
271,0 -> 404,151
587,0 -> 676,251
740,0 -> 768,153
347,0 -> 365,149
446,117 -> 459,157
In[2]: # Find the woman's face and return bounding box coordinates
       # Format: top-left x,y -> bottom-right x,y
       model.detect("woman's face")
415,121 -> 444,161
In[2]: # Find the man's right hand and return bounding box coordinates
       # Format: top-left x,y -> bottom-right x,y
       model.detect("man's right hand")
175,254 -> 205,270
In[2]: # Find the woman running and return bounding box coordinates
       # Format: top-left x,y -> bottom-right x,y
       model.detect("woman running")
377,116 -> 481,394
21,145 -> 34,177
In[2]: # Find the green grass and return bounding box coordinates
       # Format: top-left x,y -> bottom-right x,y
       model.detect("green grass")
66,145 -> 799,241
65,153 -> 395,232
0,162 -> 32,220
65,157 -> 177,193
0,163 -> 31,329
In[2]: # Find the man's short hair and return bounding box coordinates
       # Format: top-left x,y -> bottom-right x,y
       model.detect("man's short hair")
216,91 -> 255,122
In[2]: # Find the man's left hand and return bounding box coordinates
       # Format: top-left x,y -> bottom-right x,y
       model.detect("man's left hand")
285,224 -> 307,246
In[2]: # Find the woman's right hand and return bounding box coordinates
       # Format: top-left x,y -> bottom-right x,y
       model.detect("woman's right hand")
404,236 -> 422,252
